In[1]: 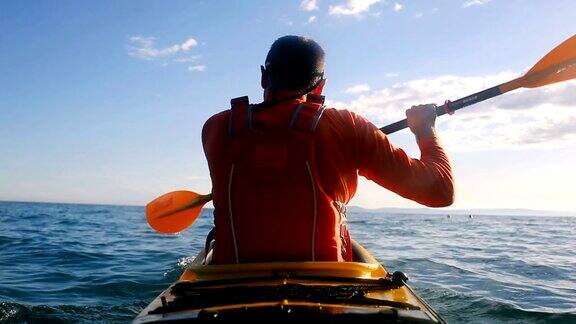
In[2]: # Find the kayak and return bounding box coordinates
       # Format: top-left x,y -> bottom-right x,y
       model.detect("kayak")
134,240 -> 445,323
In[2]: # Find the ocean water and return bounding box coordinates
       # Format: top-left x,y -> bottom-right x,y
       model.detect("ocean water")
1,201 -> 575,323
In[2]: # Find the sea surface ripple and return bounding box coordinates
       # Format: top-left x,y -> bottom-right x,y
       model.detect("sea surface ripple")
1,201 -> 575,323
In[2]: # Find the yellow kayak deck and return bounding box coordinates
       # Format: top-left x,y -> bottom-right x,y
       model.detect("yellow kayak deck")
134,241 -> 445,323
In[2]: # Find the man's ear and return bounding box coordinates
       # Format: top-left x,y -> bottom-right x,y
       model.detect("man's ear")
260,65 -> 268,89
311,78 -> 326,96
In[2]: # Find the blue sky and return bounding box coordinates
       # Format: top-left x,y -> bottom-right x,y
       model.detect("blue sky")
1,0 -> 575,211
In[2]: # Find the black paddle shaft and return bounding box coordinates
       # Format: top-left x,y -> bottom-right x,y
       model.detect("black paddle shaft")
379,85 -> 504,135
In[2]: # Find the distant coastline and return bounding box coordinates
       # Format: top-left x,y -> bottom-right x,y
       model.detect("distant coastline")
1,200 -> 575,217
346,206 -> 576,217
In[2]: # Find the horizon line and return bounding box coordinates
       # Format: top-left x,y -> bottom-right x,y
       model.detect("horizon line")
1,199 -> 574,216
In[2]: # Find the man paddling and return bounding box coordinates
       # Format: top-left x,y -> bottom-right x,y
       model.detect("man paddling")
202,35 -> 454,264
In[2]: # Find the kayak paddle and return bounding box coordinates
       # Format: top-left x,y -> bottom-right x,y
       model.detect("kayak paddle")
146,190 -> 212,234
380,33 -> 576,134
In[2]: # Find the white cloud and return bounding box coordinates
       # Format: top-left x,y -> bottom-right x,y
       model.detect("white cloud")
345,84 -> 371,94
300,0 -> 318,11
463,0 -> 490,8
180,38 -> 198,51
329,0 -> 381,16
308,15 -> 317,23
385,72 -> 399,77
188,65 -> 206,72
414,12 -> 423,18
173,55 -> 201,63
393,2 -> 403,12
327,73 -> 576,151
128,36 -> 199,60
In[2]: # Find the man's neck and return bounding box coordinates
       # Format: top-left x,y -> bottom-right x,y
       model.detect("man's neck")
263,89 -> 307,103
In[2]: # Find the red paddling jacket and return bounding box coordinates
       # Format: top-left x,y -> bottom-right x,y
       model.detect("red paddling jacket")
203,95 -> 454,264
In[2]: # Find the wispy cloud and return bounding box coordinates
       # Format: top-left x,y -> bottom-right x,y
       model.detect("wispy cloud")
385,72 -> 399,77
329,0 -> 381,16
188,65 -> 206,72
173,55 -> 201,63
300,0 -> 318,11
393,2 -> 403,12
327,73 -> 576,150
516,117 -> 576,145
463,0 -> 491,8
128,36 -> 198,60
345,84 -> 371,94
308,15 -> 317,24
414,12 -> 423,18
279,16 -> 294,26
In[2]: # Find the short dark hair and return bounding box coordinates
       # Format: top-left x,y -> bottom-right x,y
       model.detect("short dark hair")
265,35 -> 325,92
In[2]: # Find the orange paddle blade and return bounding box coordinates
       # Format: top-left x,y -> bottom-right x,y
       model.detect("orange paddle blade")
523,34 -> 576,88
146,190 -> 212,234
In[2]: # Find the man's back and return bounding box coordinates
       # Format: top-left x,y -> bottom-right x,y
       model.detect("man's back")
203,96 -> 454,264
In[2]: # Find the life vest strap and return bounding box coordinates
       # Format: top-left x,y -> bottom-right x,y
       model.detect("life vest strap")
290,102 -> 325,132
228,96 -> 251,135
